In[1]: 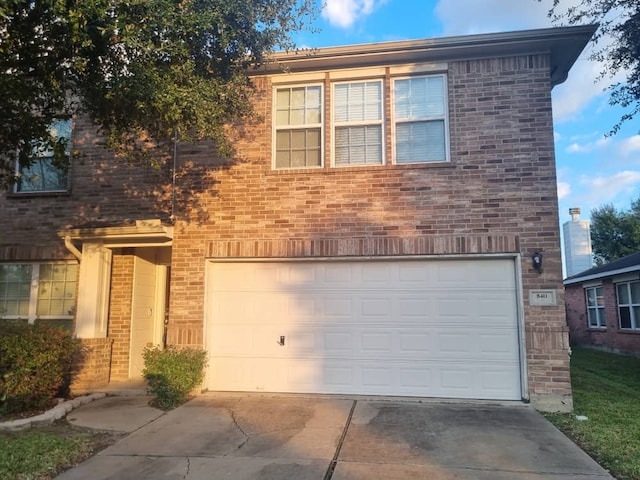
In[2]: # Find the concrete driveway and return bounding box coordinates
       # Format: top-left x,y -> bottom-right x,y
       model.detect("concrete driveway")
57,394 -> 613,480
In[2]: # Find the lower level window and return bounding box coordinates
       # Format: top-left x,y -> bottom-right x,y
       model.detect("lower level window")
585,286 -> 605,328
616,281 -> 640,330
0,263 -> 78,328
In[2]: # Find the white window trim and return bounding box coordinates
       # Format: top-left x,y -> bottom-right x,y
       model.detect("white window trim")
0,262 -> 78,324
272,83 -> 325,170
616,281 -> 640,330
391,73 -> 450,165
331,79 -> 385,167
585,285 -> 606,329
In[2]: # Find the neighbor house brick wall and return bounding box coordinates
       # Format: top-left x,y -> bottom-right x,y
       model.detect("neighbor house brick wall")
566,280 -> 640,354
71,337 -> 113,394
107,251 -> 135,381
166,53 -> 571,405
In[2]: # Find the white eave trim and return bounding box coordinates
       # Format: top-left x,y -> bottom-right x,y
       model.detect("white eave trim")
254,25 -> 597,87
59,223 -> 174,251
564,265 -> 640,286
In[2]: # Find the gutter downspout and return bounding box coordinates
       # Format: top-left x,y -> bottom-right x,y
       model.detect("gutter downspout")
64,235 -> 82,261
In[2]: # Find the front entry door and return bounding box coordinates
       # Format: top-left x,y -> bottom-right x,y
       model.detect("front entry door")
129,248 -> 170,379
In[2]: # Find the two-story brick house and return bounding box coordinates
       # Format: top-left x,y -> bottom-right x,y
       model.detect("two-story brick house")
0,25 -> 595,411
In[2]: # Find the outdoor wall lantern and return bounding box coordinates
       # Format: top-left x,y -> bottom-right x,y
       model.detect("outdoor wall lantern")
532,251 -> 543,273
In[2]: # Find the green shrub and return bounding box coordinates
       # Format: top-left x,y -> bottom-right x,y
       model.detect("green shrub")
0,321 -> 84,414
142,346 -> 207,410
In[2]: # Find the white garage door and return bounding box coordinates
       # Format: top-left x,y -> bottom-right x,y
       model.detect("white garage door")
206,258 -> 522,400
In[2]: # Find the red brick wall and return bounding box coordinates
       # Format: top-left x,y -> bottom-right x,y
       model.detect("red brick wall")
0,52 -> 571,406
566,280 -> 640,354
107,251 -> 135,380
166,55 -> 570,405
71,337 -> 113,394
0,116 -> 172,260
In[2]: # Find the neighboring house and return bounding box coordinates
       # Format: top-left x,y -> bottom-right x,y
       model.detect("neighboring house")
564,252 -> 640,355
0,25 -> 595,412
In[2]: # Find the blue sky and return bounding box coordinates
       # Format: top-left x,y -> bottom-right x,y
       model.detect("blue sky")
293,0 -> 640,227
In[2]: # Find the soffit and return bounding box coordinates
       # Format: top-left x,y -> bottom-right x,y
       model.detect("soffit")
254,25 -> 597,87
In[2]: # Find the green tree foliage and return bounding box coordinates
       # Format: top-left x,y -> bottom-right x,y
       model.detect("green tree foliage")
0,0 -> 317,188
590,198 -> 640,265
547,1 -> 640,135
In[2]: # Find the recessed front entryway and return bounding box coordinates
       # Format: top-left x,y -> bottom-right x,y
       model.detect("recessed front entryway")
129,247 -> 171,379
205,257 -> 523,400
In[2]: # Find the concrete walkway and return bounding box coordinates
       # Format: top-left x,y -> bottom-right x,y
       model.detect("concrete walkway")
58,394 -> 613,480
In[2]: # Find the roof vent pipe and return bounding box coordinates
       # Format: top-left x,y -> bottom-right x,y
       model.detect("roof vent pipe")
569,207 -> 581,222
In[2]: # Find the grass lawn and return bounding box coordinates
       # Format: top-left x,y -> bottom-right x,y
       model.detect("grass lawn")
545,347 -> 640,480
0,423 -> 122,480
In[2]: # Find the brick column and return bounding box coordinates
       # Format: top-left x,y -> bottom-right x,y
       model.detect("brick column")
71,337 -> 113,394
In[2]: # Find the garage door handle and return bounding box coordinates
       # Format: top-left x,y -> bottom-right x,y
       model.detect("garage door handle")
277,336 -> 285,346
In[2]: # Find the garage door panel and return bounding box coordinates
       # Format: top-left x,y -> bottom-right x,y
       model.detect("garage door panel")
210,324 -> 519,361
360,332 -> 392,352
206,259 -> 522,400
209,357 -> 520,399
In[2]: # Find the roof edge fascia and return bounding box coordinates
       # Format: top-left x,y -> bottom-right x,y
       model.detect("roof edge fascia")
255,24 -> 597,87
59,224 -> 174,243
564,264 -> 640,286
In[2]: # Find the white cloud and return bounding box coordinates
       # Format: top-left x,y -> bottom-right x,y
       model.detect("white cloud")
580,170 -> 640,203
434,0 -> 553,35
432,1 -> 627,127
557,181 -> 571,200
620,135 -> 640,157
564,134 -> 640,162
552,24 -> 628,123
566,137 -> 610,154
551,56 -> 609,123
322,0 -> 382,29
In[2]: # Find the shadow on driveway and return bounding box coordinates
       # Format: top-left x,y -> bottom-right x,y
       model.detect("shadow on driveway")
56,394 -> 613,480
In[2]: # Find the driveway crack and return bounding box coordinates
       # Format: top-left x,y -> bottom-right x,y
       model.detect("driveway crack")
323,400 -> 356,480
183,456 -> 190,479
230,409 -> 250,451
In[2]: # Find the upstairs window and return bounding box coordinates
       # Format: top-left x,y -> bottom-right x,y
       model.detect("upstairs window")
393,75 -> 448,163
585,286 -> 605,328
274,85 -> 323,169
272,73 -> 449,169
616,281 -> 640,330
0,263 -> 78,329
16,118 -> 72,193
333,80 -> 383,166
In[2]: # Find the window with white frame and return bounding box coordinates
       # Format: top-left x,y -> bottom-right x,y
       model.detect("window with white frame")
393,74 -> 448,163
274,85 -> 323,169
16,118 -> 72,193
0,263 -> 78,327
273,73 -> 450,169
616,281 -> 640,330
585,286 -> 605,328
333,80 -> 383,166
